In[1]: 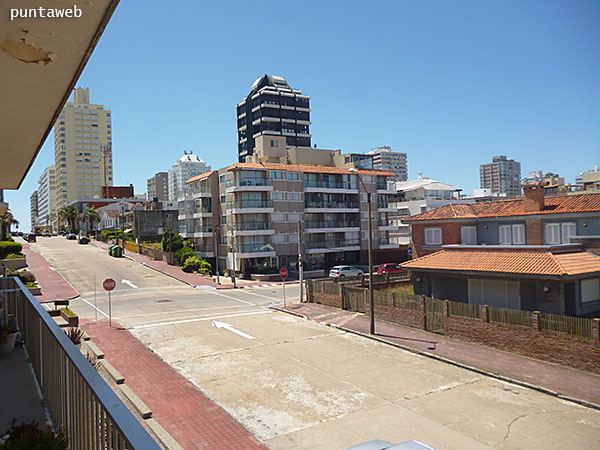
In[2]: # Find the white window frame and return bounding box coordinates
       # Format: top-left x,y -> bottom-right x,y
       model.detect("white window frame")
512,224 -> 526,245
424,227 -> 442,245
545,222 -> 575,244
499,225 -> 512,245
461,226 -> 477,245
561,222 -> 576,244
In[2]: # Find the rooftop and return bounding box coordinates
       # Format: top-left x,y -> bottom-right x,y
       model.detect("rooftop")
400,245 -> 600,277
405,192 -> 600,222
186,170 -> 216,184
226,162 -> 394,177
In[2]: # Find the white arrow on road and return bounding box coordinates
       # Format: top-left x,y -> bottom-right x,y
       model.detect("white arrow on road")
121,279 -> 138,289
211,320 -> 255,340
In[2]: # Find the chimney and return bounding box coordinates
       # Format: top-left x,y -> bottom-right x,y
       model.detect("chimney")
523,183 -> 545,212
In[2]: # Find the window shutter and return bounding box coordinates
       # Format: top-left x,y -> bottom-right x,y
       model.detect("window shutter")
512,224 -> 525,245
545,223 -> 560,244
561,223 -> 576,244
499,225 -> 511,245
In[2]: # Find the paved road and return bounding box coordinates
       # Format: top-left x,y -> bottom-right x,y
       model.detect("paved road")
32,237 -> 600,450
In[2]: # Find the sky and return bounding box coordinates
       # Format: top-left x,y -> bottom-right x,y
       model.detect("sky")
6,0 -> 600,231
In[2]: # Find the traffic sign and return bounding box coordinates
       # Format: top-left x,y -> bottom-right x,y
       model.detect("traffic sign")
103,278 -> 116,291
279,268 -> 289,279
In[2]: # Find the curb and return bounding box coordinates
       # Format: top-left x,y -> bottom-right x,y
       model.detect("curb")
270,306 -> 600,412
27,244 -> 81,303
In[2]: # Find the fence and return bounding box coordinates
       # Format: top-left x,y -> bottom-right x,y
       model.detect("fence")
307,278 -> 600,373
1,277 -> 160,449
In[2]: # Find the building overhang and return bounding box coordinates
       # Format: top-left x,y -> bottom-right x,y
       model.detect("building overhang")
0,0 -> 120,189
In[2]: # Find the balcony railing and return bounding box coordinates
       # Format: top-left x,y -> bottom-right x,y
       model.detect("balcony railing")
0,277 -> 160,449
304,180 -> 354,189
305,239 -> 361,249
194,224 -> 213,233
195,206 -> 212,214
379,236 -> 390,245
235,222 -> 271,231
304,201 -> 359,209
191,185 -> 211,195
305,220 -> 359,229
236,243 -> 275,253
227,200 -> 273,209
196,244 -> 214,254
226,178 -> 272,188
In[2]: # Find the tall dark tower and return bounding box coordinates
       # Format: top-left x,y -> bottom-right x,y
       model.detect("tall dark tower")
236,75 -> 311,162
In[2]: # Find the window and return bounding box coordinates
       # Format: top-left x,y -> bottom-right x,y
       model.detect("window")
424,227 -> 442,245
272,213 -> 284,222
461,226 -> 477,245
270,171 -> 284,180
499,224 -> 526,245
545,223 -> 560,244
288,192 -> 301,201
270,140 -> 279,148
272,192 -> 285,201
288,172 -> 300,181
581,279 -> 600,303
545,222 -> 575,244
219,175 -> 226,184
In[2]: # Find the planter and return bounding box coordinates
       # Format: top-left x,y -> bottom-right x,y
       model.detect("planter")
60,309 -> 79,327
0,258 -> 27,270
162,251 -> 175,265
48,309 -> 61,317
28,286 -> 42,296
0,332 -> 18,355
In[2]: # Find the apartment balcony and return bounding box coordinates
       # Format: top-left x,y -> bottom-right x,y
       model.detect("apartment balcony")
377,183 -> 396,194
377,220 -> 399,231
193,224 -> 214,238
377,202 -> 397,212
234,243 -> 276,258
378,236 -> 400,249
304,201 -> 359,213
191,185 -> 212,198
233,221 -> 275,236
0,277 -> 160,448
305,239 -> 361,254
227,200 -> 274,214
225,178 -> 273,193
193,206 -> 212,219
305,220 -> 360,233
195,244 -> 214,258
304,180 -> 357,193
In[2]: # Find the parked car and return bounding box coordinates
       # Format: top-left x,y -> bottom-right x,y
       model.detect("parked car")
377,263 -> 403,274
78,236 -> 89,244
66,233 -> 77,240
42,231 -> 51,237
329,265 -> 364,278
25,234 -> 36,243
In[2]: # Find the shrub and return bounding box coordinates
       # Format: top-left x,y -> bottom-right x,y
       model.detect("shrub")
0,419 -> 68,449
15,270 -> 35,284
65,327 -> 85,345
175,247 -> 195,266
100,230 -> 116,240
0,241 -> 22,260
182,256 -> 203,273
162,231 -> 183,252
197,259 -> 211,275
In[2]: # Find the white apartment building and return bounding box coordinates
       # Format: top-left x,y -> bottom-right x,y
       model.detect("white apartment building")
36,165 -> 57,229
181,160 -> 399,277
30,191 -> 39,231
368,146 -> 408,181
167,151 -> 211,202
54,88 -> 113,210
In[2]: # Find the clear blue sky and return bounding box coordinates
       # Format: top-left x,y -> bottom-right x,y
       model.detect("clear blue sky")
7,0 -> 600,231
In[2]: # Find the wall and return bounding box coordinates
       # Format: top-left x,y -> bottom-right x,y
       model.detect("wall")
411,222 -> 463,258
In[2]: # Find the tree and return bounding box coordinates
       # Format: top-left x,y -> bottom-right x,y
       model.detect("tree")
58,206 -> 78,232
79,206 -> 100,235
0,211 -> 19,241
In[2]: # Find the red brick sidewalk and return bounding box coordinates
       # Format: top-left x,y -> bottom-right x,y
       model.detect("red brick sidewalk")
21,243 -> 78,302
280,302 -> 600,409
81,319 -> 266,450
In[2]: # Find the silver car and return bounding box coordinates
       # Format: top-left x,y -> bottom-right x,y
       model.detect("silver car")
329,265 -> 364,279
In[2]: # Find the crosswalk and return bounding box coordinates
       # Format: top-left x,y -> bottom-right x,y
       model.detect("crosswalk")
240,282 -> 282,289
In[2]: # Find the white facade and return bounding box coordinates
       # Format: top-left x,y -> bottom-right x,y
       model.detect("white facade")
168,151 -> 211,201
368,146 -> 408,181
37,165 -> 57,228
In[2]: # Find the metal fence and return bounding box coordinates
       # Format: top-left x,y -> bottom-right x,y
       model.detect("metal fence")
488,306 -> 533,328
2,277 -> 160,450
540,312 -> 593,339
448,301 -> 483,320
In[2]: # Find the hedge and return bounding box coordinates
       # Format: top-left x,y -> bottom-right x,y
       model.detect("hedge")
0,241 -> 23,260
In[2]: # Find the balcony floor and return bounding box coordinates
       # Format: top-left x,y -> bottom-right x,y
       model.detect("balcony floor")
0,343 -> 49,432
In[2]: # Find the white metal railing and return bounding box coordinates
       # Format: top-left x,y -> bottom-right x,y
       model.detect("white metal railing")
1,277 -> 160,450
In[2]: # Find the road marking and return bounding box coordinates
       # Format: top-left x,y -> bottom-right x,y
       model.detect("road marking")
211,320 -> 255,340
211,290 -> 256,306
81,298 -> 109,319
238,289 -> 291,302
122,279 -> 138,289
128,310 -> 272,330
268,301 -> 284,308
117,304 -> 249,319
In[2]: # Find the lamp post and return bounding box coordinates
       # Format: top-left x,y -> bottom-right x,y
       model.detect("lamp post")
349,168 -> 375,334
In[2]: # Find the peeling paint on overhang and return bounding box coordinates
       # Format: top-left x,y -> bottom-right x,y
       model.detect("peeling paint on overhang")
1,39 -> 52,65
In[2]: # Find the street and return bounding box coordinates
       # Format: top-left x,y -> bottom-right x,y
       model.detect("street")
30,237 -> 600,449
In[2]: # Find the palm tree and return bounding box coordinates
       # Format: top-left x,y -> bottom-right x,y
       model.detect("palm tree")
58,205 -> 78,232
0,211 -> 19,240
79,206 -> 100,236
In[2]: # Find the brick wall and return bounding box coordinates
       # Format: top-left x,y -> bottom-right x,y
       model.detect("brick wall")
364,297 -> 425,330
526,218 -> 543,245
412,222 -> 463,258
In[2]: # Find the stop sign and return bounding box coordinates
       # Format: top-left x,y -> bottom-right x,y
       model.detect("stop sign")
279,268 -> 289,280
103,278 -> 116,291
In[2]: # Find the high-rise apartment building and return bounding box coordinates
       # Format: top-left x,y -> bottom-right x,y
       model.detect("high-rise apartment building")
168,151 -> 211,201
147,172 -> 169,201
54,87 -> 113,210
37,165 -> 57,229
479,155 -> 522,197
368,146 -> 408,181
522,171 -> 564,187
236,75 -> 311,162
30,190 -> 39,231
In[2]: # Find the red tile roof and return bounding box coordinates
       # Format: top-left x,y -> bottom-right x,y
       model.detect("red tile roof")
400,247 -> 600,277
186,170 -> 216,184
405,193 -> 600,222
226,162 -> 395,177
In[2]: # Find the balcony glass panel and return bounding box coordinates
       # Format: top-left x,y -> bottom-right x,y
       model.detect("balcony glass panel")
305,239 -> 360,249
305,220 -> 359,229
236,243 -> 275,253
227,200 -> 273,209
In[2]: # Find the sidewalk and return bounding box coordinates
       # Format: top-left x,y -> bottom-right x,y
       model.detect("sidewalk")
81,319 -> 266,450
21,243 -> 78,302
277,302 -> 600,409
92,239 -> 291,290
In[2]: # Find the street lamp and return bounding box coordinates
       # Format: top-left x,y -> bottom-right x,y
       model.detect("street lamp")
349,168 -> 375,334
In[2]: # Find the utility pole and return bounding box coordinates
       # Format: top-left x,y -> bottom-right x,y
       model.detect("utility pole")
298,220 -> 304,303
230,221 -> 237,288
213,222 -> 220,285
